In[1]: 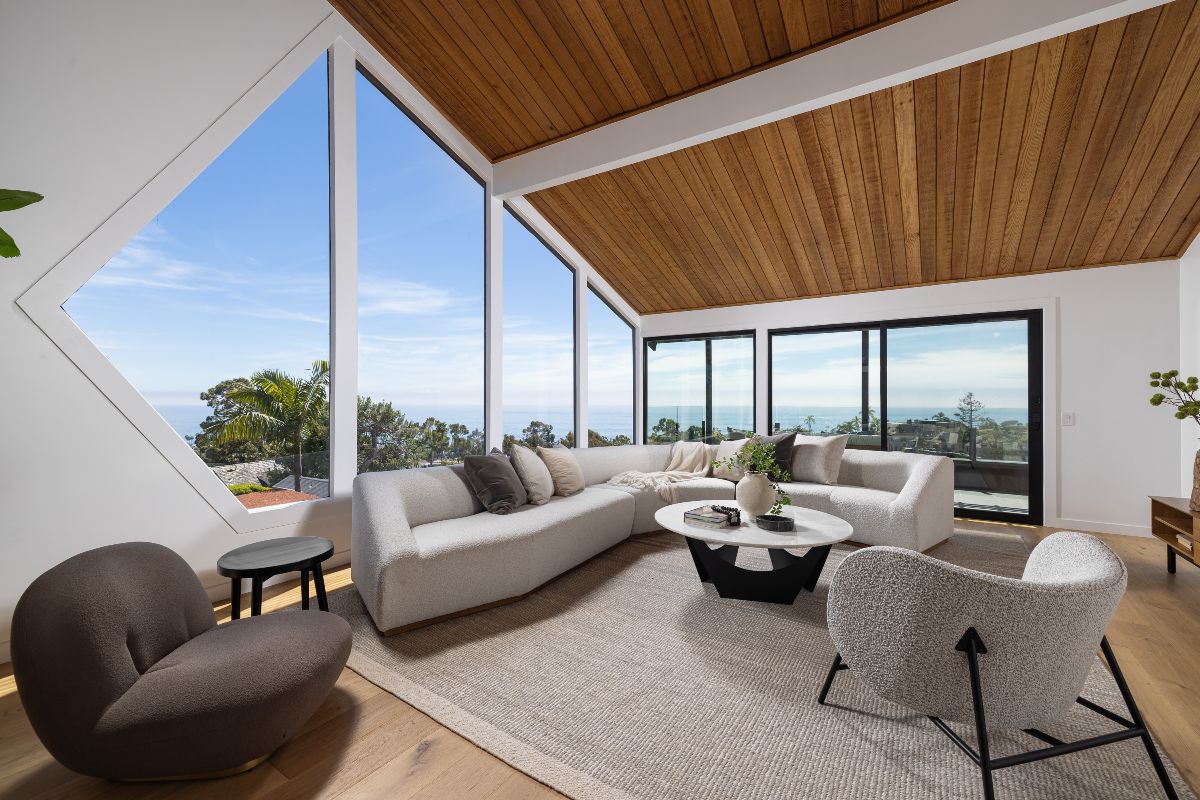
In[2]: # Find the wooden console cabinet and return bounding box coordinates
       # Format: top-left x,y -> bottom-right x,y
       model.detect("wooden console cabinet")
1150,496 -> 1198,573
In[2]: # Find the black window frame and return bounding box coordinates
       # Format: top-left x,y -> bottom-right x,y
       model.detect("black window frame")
768,310 -> 1044,525
643,330 -> 757,444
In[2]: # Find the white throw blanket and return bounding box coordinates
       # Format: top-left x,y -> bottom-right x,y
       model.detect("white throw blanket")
606,441 -> 711,502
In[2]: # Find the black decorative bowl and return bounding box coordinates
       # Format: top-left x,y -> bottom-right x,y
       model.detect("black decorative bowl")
755,514 -> 794,532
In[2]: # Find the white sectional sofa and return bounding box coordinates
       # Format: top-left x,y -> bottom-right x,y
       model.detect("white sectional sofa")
352,443 -> 953,634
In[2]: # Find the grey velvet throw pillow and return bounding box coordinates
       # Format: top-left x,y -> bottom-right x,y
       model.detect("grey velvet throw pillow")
463,448 -> 528,514
754,431 -> 797,478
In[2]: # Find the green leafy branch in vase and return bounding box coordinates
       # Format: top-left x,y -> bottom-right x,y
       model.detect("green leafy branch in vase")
1149,370 -> 1200,426
0,190 -> 44,258
711,437 -> 792,515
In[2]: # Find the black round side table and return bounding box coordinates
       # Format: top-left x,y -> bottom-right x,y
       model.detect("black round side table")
217,536 -> 335,619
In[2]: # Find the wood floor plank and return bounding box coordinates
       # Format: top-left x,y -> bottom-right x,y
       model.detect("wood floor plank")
2,524 -> 1197,798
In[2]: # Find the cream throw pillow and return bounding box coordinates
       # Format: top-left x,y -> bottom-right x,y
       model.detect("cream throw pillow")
711,438 -> 749,482
509,443 -> 555,505
537,445 -> 585,497
790,434 -> 849,485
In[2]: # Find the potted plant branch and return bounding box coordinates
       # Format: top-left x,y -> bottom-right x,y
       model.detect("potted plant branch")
0,190 -> 44,258
1150,369 -> 1200,510
711,437 -> 792,526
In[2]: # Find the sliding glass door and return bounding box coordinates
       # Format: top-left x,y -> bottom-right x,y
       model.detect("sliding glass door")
769,311 -> 1042,523
645,332 -> 754,443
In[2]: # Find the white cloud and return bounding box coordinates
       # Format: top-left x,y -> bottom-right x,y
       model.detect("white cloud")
358,278 -> 468,317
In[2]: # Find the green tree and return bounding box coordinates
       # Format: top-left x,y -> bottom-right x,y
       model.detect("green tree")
357,396 -> 419,472
191,378 -> 278,465
802,415 -> 817,434
955,391 -> 986,430
649,417 -> 681,443
417,417 -> 450,466
521,420 -> 557,448
206,360 -> 330,491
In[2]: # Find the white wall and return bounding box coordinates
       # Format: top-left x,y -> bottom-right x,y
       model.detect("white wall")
643,262 -> 1182,538
0,1 -> 340,662
1180,245 -> 1200,495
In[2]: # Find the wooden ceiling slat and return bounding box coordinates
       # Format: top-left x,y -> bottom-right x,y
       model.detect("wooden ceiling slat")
333,0 -> 949,159
616,163 -> 723,308
1069,3 -> 1188,266
406,1 -> 547,149
775,119 -> 845,292
867,90 -> 909,286
654,150 -> 760,303
755,126 -> 831,294
995,39 -> 1060,276
1049,6 -> 1161,268
727,130 -> 814,295
1026,20 -> 1124,272
1089,2 -> 1200,262
522,3 -> 1200,314
1011,28 -> 1095,274
980,46 -> 1036,278
913,75 -> 939,284
964,52 -> 1010,279
844,97 -> 892,289
1107,63 -> 1200,261
934,69 -> 959,282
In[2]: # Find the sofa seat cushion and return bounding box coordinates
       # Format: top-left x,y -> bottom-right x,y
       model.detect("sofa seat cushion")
97,611 -> 350,776
780,482 -> 898,546
600,477 -> 736,535
407,488 -> 634,622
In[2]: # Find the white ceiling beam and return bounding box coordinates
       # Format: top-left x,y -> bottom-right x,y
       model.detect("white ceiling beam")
493,0 -> 1169,198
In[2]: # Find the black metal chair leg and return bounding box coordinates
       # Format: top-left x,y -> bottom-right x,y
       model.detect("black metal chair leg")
1100,638 -> 1179,800
229,577 -> 242,620
958,628 -> 995,800
818,653 -> 844,705
300,569 -> 310,610
313,562 -> 329,611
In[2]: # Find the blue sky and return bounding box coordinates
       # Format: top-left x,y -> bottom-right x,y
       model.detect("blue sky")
64,56 -> 635,438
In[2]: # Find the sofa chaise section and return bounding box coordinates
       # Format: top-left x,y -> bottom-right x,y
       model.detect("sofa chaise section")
352,466 -> 633,633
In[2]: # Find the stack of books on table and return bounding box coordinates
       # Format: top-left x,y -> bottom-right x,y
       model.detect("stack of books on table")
685,505 -> 734,529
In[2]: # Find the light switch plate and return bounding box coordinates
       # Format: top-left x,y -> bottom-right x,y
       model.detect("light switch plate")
1061,412 -> 1076,426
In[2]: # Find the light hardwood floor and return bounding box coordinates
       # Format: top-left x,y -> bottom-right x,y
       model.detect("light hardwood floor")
1,522 -> 1196,799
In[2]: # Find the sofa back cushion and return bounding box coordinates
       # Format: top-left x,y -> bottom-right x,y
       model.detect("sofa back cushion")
790,434 -> 849,484
538,446 -> 586,497
835,449 -> 918,493
382,465 -> 483,527
572,443 -> 673,485
463,449 -> 528,514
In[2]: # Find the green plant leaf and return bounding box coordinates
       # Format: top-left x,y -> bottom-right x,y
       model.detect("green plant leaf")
0,226 -> 18,258
0,190 -> 43,212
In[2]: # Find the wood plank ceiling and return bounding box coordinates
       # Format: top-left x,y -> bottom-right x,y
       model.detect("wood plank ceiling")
331,0 -> 953,160
528,1 -> 1200,313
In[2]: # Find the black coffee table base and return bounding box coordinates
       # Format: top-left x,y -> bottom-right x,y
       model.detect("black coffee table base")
685,537 -> 832,604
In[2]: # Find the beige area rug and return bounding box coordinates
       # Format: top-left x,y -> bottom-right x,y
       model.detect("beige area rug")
330,530 -> 1193,800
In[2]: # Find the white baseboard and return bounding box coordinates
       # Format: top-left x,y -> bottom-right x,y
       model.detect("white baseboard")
1045,517 -> 1151,538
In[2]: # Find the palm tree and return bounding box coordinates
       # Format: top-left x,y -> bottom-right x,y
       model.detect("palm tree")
208,360 -> 330,492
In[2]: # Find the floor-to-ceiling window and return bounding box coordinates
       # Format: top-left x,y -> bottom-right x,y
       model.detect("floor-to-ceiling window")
503,209 -> 575,449
356,68 -> 485,471
64,54 -> 332,509
587,287 -> 634,446
645,333 -> 754,443
769,311 -> 1042,522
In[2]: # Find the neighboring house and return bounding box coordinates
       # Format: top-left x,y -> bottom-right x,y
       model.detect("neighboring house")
210,461 -> 330,499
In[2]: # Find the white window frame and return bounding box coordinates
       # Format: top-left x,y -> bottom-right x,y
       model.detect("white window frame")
17,11 -> 640,533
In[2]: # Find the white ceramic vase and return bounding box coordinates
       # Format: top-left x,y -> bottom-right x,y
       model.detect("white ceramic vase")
736,471 -> 776,519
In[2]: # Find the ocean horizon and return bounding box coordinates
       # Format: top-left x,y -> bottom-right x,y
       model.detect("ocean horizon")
154,402 -> 1027,444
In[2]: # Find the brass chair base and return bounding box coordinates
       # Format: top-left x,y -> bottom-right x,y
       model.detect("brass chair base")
115,753 -> 270,782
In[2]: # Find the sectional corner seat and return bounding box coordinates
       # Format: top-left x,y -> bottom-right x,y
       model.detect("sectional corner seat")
352,444 -> 953,634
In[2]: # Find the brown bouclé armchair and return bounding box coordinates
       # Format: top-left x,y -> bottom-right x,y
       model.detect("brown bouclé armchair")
11,542 -> 352,780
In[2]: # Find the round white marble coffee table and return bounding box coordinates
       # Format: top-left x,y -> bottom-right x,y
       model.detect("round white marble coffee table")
654,501 -> 854,604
